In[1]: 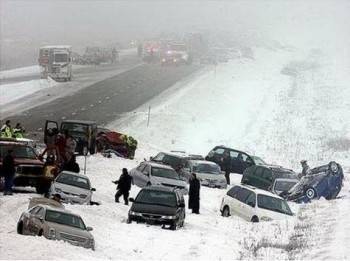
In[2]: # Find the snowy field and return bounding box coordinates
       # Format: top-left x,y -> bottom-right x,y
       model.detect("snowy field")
0,46 -> 349,260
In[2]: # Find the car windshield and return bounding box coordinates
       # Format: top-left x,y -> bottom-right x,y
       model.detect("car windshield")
135,190 -> 177,207
61,123 -> 88,135
257,194 -> 293,215
45,210 -> 86,230
152,153 -> 182,168
192,163 -> 220,174
274,180 -> 298,192
54,53 -> 68,63
151,167 -> 180,180
252,156 -> 266,165
0,144 -> 37,159
56,173 -> 90,190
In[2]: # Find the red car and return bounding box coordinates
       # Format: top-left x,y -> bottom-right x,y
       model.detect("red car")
0,138 -> 52,194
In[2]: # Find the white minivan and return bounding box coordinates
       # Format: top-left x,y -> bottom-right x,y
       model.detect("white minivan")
220,184 -> 293,222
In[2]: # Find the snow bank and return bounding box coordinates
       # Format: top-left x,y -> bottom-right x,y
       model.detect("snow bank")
0,78 -> 59,106
0,65 -> 40,80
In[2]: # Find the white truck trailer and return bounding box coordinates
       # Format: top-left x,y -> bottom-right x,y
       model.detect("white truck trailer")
38,45 -> 72,81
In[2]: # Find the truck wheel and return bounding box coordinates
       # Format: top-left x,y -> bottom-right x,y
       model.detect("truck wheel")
251,216 -> 259,223
222,206 -> 230,217
170,221 -> 178,230
17,222 -> 24,234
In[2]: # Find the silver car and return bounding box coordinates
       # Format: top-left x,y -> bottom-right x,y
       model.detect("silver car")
181,160 -> 227,189
50,171 -> 96,204
17,204 -> 95,250
130,161 -> 188,194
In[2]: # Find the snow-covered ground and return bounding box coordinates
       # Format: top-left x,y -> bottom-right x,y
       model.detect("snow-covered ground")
0,46 -> 349,260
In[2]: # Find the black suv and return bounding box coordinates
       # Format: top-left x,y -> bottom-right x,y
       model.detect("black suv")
205,146 -> 266,174
241,165 -> 298,192
151,151 -> 204,172
127,186 -> 186,230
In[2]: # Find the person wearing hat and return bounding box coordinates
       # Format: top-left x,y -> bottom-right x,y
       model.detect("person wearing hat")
1,120 -> 13,138
300,160 -> 311,177
113,168 -> 133,205
52,193 -> 62,203
189,173 -> 201,214
2,149 -> 15,195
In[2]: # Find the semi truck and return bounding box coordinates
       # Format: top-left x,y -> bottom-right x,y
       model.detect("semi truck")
38,45 -> 73,81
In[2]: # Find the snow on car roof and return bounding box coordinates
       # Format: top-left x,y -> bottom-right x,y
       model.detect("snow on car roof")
40,45 -> 72,49
147,161 -> 175,170
237,184 -> 285,199
36,204 -> 73,214
188,160 -> 219,166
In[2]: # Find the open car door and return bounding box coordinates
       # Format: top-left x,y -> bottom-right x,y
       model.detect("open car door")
44,120 -> 59,144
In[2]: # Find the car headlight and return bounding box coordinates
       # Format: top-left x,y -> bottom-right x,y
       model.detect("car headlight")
330,162 -> 338,173
161,215 -> 176,219
260,216 -> 273,221
129,211 -> 142,216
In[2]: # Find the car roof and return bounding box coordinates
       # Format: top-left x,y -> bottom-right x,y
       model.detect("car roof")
235,184 -> 284,199
212,145 -> 251,155
188,160 -> 219,166
0,138 -> 28,146
256,164 -> 295,174
145,161 -> 175,170
157,151 -> 204,160
274,178 -> 299,182
62,120 -> 96,125
141,185 -> 178,193
59,171 -> 90,179
34,204 -> 74,214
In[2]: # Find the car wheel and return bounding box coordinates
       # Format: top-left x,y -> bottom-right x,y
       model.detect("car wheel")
17,222 -> 23,234
36,185 -> 48,194
170,221 -> 178,230
305,187 -> 317,200
126,216 -> 132,224
38,229 -> 43,236
146,182 -> 151,186
251,216 -> 259,223
222,206 -> 230,217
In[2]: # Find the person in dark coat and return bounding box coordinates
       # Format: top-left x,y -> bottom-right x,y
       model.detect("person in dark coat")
188,173 -> 200,214
222,152 -> 231,185
2,150 -> 15,195
63,155 -> 80,173
113,168 -> 133,205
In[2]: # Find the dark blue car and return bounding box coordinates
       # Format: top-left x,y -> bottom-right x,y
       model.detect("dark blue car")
283,161 -> 344,203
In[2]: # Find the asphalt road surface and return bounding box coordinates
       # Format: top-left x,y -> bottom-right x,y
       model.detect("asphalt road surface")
6,63 -> 200,136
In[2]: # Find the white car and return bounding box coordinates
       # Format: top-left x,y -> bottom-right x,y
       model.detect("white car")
130,161 -> 188,194
220,184 -> 293,222
50,171 -> 95,204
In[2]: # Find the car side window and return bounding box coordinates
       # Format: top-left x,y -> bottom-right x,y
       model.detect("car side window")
254,167 -> 264,177
236,188 -> 251,202
142,166 -> 150,176
229,150 -> 239,159
136,163 -> 146,172
29,206 -> 40,214
227,186 -> 241,198
262,169 -> 273,181
214,148 -> 225,155
36,207 -> 45,217
244,192 -> 256,207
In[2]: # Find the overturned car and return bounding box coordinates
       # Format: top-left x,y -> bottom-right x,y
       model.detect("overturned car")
282,161 -> 344,203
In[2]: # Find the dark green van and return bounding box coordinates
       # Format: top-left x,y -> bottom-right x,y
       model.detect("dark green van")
241,165 -> 298,192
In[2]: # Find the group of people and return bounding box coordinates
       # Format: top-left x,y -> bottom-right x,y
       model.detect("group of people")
1,120 -> 25,139
41,128 -> 80,174
113,168 -> 201,214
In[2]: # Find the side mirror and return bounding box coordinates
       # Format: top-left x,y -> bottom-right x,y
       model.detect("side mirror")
129,198 -> 135,202
179,202 -> 185,208
91,188 -> 96,192
86,226 -> 93,231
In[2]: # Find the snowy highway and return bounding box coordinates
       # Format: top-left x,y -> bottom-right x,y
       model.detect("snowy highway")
1,45 -> 349,260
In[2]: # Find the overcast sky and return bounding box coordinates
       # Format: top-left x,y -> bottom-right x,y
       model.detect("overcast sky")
1,0 -> 349,69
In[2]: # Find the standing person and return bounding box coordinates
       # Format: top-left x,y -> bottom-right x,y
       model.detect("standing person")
13,123 -> 25,138
1,120 -> 13,138
2,150 -> 15,195
65,130 -> 76,163
113,168 -> 133,205
300,160 -> 311,177
222,152 -> 231,185
188,173 -> 200,214
55,131 -> 67,163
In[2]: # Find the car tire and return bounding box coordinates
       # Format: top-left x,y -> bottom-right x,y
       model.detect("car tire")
222,206 -> 230,217
170,221 -> 177,231
251,216 -> 259,223
146,182 -> 151,186
17,222 -> 23,234
36,185 -> 48,195
305,187 -> 317,200
126,217 -> 132,224
38,229 -> 43,236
